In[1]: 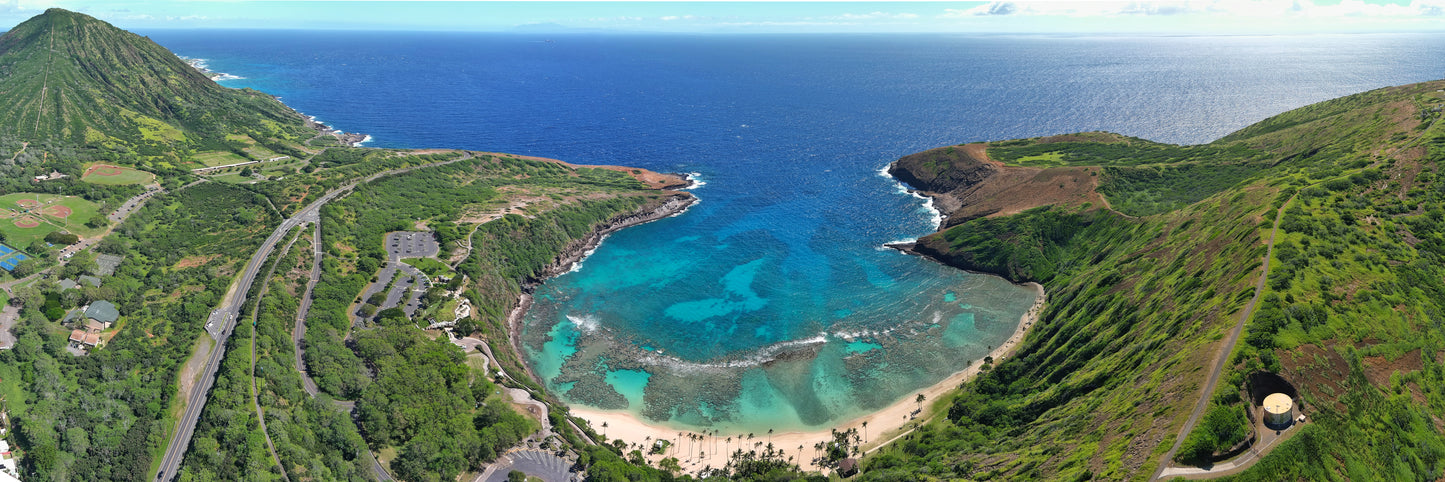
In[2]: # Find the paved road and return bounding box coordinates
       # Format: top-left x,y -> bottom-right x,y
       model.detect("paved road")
295,221 -> 323,397
156,201 -> 324,481
1151,196 -> 1291,481
156,152 -> 472,481
475,450 -> 574,482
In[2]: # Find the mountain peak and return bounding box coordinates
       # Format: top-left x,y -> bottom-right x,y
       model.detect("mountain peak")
0,8 -> 310,156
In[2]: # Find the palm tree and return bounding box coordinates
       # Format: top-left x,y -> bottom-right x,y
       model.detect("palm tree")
768,428 -> 774,444
915,393 -> 926,412
601,421 -> 608,439
862,421 -> 868,443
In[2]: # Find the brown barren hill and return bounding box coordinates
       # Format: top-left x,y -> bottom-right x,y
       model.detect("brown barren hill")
888,142 -> 1104,227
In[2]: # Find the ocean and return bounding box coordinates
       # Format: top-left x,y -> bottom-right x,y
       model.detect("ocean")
145,30 -> 1445,432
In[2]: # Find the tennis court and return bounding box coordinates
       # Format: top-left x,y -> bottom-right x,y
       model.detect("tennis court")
0,243 -> 28,271
0,253 -> 26,271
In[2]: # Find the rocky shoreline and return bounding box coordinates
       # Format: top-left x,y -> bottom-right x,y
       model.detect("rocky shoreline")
177,54 -> 371,147
303,116 -> 371,147
506,192 -> 698,384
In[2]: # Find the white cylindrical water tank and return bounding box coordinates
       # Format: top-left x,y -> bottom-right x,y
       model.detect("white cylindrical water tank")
1263,393 -> 1293,427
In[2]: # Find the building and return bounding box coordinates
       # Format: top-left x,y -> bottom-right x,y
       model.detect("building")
69,329 -> 101,348
33,170 -> 68,182
1263,393 -> 1294,428
0,438 -> 21,482
84,300 -> 119,329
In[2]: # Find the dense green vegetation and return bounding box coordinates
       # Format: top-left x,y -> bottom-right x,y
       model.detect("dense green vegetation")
178,225 -> 372,481
1,182 -> 278,481
864,81 -> 1445,480
354,322 -> 536,481
0,9 -> 311,162
7,7 -> 1445,482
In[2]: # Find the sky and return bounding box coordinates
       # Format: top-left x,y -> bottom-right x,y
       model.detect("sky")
1,0 -> 1444,34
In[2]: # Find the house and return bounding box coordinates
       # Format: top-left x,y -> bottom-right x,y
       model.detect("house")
0,438 -> 20,482
837,458 -> 860,477
58,279 -> 79,291
78,275 -> 101,288
84,300 -> 119,329
32,170 -> 68,182
69,329 -> 100,347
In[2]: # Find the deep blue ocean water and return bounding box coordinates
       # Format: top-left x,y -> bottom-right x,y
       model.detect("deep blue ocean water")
146,30 -> 1445,431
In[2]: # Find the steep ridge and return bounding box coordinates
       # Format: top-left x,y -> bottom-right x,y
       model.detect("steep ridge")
877,81 -> 1445,480
0,9 -> 310,152
889,143 -> 1105,226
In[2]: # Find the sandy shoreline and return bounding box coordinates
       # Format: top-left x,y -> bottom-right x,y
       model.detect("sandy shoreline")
569,281 -> 1047,475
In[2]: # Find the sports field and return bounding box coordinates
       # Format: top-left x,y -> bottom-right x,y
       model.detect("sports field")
81,163 -> 156,185
0,193 -> 103,246
192,150 -> 251,168
0,243 -> 30,271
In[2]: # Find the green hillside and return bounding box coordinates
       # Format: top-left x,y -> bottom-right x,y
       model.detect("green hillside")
879,81 -> 1445,480
0,8 -> 311,160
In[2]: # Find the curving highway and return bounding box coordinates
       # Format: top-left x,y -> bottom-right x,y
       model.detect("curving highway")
155,152 -> 471,482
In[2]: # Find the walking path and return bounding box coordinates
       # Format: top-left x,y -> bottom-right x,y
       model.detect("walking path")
1151,196 -> 1290,480
1152,103 -> 1442,481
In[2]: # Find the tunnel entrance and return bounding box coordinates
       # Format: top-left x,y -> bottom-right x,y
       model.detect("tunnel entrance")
1247,371 -> 1298,405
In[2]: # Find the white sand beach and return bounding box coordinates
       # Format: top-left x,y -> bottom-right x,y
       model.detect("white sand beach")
570,282 -> 1047,475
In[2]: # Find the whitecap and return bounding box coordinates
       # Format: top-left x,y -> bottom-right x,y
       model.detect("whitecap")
566,313 -> 601,333
682,172 -> 706,190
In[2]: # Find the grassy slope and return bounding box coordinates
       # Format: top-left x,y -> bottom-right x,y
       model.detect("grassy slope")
0,9 -> 312,160
872,80 -> 1445,480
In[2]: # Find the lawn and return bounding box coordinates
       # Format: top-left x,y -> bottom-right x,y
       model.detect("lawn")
0,362 -> 28,417
403,256 -> 455,279
191,150 -> 251,168
81,163 -> 156,185
0,193 -> 104,246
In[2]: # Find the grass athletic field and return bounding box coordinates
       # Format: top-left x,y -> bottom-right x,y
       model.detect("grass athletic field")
0,193 -> 103,246
191,150 -> 251,168
81,163 -> 156,185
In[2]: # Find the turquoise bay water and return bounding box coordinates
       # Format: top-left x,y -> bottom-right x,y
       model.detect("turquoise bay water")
145,31 -> 1445,432
520,175 -> 1036,431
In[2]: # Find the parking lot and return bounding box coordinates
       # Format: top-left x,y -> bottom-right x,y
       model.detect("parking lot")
386,231 -> 439,261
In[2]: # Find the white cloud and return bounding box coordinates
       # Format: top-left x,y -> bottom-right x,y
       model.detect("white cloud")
832,11 -> 921,20
940,0 -> 1445,19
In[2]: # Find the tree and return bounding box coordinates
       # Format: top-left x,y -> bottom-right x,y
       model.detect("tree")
10,258 -> 40,277
44,232 -> 80,245
916,393 -> 926,412
507,470 -> 526,482
659,457 -> 681,476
